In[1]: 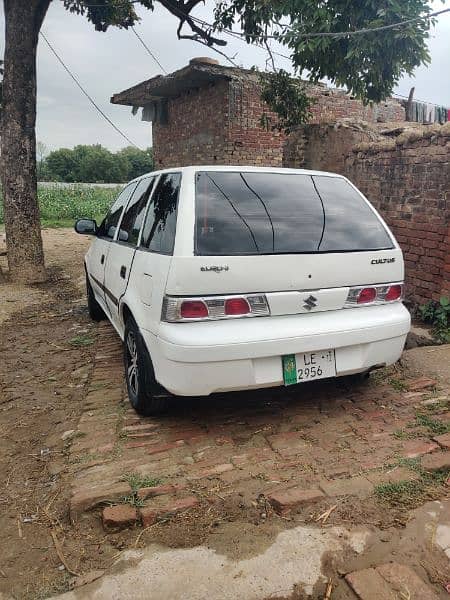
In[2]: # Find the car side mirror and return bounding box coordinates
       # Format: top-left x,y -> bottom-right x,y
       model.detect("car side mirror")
74,218 -> 97,235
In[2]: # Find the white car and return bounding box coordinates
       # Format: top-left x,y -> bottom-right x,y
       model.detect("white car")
75,166 -> 411,414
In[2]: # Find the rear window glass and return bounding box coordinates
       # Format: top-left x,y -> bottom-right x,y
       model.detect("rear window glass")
195,172 -> 393,255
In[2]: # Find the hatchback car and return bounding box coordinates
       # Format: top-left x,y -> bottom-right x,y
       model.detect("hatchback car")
75,166 -> 411,414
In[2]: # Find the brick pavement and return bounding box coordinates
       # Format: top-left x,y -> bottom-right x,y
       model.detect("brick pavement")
67,323 -> 450,529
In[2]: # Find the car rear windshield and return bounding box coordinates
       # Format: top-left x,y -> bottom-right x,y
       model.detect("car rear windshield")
195,171 -> 394,255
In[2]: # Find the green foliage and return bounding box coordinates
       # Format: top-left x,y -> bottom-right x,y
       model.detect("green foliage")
0,184 -> 120,226
68,334 -> 95,346
122,472 -> 162,492
117,146 -> 154,181
44,144 -> 132,183
257,69 -> 314,132
415,413 -> 450,436
419,297 -> 450,343
216,0 -> 433,107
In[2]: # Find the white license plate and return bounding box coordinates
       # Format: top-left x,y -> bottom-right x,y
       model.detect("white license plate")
283,350 -> 336,385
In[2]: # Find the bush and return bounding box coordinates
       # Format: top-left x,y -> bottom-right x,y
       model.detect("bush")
419,297 -> 450,343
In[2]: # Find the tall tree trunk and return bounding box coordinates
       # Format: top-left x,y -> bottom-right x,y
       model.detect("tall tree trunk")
1,0 -> 51,283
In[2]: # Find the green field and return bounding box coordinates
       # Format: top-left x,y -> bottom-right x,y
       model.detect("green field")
0,184 -> 122,228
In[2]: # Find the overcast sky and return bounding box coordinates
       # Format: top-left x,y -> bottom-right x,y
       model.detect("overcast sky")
0,1 -> 449,152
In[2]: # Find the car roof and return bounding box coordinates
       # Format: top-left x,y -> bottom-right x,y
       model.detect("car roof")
129,165 -> 345,184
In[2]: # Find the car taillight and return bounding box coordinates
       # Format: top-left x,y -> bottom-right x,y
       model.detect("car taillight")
385,284 -> 402,301
357,287 -> 377,304
345,283 -> 403,307
162,294 -> 269,322
180,300 -> 208,319
224,298 -> 250,316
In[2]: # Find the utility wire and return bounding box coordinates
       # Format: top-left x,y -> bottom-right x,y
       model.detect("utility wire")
79,1 -> 450,41
131,26 -> 168,73
40,31 -> 140,148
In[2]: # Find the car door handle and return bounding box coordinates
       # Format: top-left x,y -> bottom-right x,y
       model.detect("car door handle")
120,265 -> 127,279
100,254 -> 105,265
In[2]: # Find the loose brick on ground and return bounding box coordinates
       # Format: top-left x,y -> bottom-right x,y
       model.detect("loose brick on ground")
137,484 -> 175,500
70,482 -> 131,523
140,496 -> 199,527
345,568 -> 394,600
376,563 -> 439,600
267,486 -> 324,515
146,441 -> 185,456
188,463 -> 234,480
319,476 -> 374,498
421,451 -> 450,471
401,439 -> 439,458
102,504 -> 138,530
432,432 -> 450,449
407,378 -> 437,391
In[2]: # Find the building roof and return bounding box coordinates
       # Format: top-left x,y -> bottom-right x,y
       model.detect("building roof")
111,58 -> 256,107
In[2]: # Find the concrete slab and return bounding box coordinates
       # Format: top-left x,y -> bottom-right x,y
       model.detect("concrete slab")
53,525 -> 370,600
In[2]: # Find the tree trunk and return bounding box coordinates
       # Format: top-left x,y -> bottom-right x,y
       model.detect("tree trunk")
1,0 -> 51,283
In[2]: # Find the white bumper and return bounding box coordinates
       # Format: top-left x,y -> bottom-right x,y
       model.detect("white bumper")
141,304 -> 411,396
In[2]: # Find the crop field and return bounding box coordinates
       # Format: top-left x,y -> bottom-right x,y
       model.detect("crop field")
0,183 -> 122,228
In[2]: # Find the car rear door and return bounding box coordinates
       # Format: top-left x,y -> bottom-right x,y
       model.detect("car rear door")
126,172 -> 181,333
103,176 -> 157,331
86,183 -> 137,313
165,170 -> 403,314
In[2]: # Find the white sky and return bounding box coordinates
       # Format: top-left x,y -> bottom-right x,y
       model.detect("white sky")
0,1 -> 449,152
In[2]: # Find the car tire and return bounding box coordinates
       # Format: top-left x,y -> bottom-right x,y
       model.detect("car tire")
86,274 -> 106,322
123,316 -> 170,415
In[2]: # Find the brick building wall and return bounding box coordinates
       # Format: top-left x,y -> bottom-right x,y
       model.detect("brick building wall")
153,72 -> 404,169
307,85 -> 405,124
345,124 -> 450,304
283,121 -> 381,174
153,78 -> 285,169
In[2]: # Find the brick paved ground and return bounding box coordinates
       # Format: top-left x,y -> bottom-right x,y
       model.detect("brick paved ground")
66,323 -> 450,536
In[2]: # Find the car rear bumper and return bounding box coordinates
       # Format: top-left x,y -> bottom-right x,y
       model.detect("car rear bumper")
141,304 -> 411,396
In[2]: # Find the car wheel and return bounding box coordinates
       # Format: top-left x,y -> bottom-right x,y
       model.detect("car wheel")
86,274 -> 106,322
124,316 -> 170,415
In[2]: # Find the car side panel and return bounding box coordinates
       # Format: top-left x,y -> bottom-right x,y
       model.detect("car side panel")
85,236 -> 112,315
118,249 -> 172,339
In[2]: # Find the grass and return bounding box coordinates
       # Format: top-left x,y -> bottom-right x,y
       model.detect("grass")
122,472 -> 162,492
415,413 -> 450,436
0,184 -> 121,227
120,472 -> 163,507
375,456 -> 449,508
389,377 -> 407,392
69,334 -> 95,347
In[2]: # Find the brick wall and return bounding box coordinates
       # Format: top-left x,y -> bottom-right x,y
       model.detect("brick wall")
153,80 -> 230,170
283,121 -> 381,174
307,85 -> 405,124
345,124 -> 450,304
153,74 -> 404,169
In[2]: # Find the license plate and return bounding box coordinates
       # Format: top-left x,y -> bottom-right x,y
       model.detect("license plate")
282,350 -> 336,385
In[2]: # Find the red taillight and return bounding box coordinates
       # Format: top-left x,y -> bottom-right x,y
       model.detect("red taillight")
180,300 -> 208,319
385,284 -> 402,301
224,297 -> 250,316
357,287 -> 377,304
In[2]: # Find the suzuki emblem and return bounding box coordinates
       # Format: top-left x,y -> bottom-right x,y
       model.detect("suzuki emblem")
303,295 -> 318,311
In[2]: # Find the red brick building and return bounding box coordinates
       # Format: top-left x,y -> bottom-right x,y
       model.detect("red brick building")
111,57 -> 404,170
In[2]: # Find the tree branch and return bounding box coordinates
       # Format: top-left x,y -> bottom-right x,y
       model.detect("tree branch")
158,0 -> 227,46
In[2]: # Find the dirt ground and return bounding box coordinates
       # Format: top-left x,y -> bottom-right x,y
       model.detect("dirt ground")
0,229 -> 449,600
